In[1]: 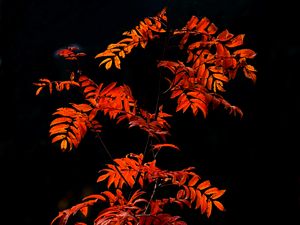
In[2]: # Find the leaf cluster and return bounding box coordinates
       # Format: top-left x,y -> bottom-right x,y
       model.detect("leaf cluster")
34,7 -> 256,225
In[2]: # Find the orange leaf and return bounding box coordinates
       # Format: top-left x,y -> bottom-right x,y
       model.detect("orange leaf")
179,175 -> 187,186
83,194 -> 106,202
207,76 -> 213,90
177,189 -> 185,199
196,17 -> 210,32
189,187 -> 196,202
102,191 -> 116,202
195,190 -> 202,209
67,131 -> 79,148
95,51 -> 116,58
225,34 -> 245,48
216,80 -> 225,92
188,41 -> 201,50
114,56 -> 121,69
206,200 -> 212,217
186,16 -> 199,30
216,43 -> 225,56
217,29 -> 234,41
107,173 -> 115,188
176,99 -> 190,113
100,82 -> 117,96
119,50 -> 126,58
190,99 -> 208,118
97,173 -> 111,183
213,73 -> 229,82
188,175 -> 200,186
98,58 -> 112,67
51,135 -> 66,144
207,23 -> 218,34
152,143 -> 180,151
183,185 -> 190,199
197,180 -> 211,190
50,117 -> 72,126
76,52 -> 86,57
60,139 -> 68,151
89,108 -> 99,121
83,86 -> 96,95
35,86 -> 43,95
233,49 -> 256,58
191,103 -> 198,116
80,206 -> 88,217
213,200 -> 225,211
208,66 -> 223,73
49,124 -> 69,135
243,68 -> 256,83
211,189 -> 226,199
71,104 -> 93,112
200,194 -> 207,214
170,89 -> 183,99
105,60 -> 113,70
245,64 -> 256,72
197,65 -> 207,81
179,33 -> 190,49
204,187 -> 218,195
53,107 -> 77,116
186,51 -> 194,63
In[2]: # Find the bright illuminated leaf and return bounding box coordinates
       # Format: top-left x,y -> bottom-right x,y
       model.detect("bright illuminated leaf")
213,200 -> 225,211
105,60 -> 113,70
225,34 -> 245,48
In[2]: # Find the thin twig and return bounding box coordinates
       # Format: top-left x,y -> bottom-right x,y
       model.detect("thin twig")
94,132 -> 131,187
144,179 -> 159,214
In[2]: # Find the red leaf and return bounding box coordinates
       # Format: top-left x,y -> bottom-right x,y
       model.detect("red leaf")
196,17 -> 210,32
82,194 -> 106,202
100,82 -> 117,96
179,33 -> 190,49
71,103 -> 93,112
225,34 -> 245,48
186,16 -> 199,30
80,206 -> 88,217
207,23 -> 218,34
217,29 -> 234,41
243,68 -> 256,83
170,89 -> 183,99
233,49 -> 256,58
97,173 -> 111,183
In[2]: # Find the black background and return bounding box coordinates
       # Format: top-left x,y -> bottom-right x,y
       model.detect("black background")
1,0 -> 299,224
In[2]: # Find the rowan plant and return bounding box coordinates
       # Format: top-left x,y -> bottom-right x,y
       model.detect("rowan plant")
34,6 -> 256,225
